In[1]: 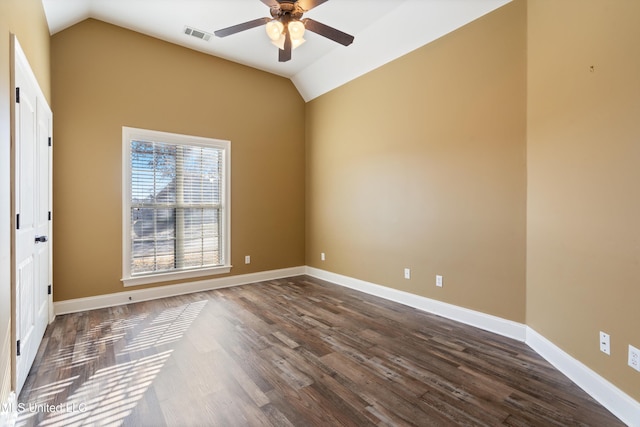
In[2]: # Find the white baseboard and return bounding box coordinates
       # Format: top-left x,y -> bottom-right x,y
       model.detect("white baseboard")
526,328 -> 640,427
54,266 -> 306,315
305,266 -> 527,341
306,266 -> 639,426
0,391 -> 17,427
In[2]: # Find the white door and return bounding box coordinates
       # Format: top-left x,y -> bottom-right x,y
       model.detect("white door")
13,37 -> 52,395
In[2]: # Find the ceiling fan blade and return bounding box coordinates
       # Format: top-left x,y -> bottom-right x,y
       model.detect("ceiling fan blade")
302,18 -> 354,46
259,0 -> 279,7
279,31 -> 292,62
214,17 -> 271,38
297,0 -> 329,12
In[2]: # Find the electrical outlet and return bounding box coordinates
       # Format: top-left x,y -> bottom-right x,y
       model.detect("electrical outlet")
404,268 -> 411,279
436,275 -> 443,287
599,332 -> 610,355
245,255 -> 251,264
629,345 -> 640,372
321,252 -> 325,261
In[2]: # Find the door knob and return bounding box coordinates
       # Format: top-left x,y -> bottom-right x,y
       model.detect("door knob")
35,235 -> 48,243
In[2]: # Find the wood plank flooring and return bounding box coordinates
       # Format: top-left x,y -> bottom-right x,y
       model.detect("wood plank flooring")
17,276 -> 624,426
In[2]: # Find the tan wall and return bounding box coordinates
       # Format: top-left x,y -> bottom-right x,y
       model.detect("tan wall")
0,0 -> 50,403
527,0 -> 640,401
51,19 -> 305,301
305,1 -> 527,322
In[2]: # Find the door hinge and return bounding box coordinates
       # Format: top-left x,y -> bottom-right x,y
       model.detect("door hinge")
16,87 -> 20,103
16,214 -> 20,230
16,340 -> 20,356
48,211 -> 52,221
48,137 -> 52,147
48,284 -> 52,295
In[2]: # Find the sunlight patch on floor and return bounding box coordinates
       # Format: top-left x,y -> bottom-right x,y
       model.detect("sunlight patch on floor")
16,300 -> 207,426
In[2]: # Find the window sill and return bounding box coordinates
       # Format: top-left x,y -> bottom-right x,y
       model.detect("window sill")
122,265 -> 232,287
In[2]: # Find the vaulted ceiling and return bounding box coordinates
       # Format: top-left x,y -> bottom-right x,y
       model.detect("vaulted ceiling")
42,0 -> 512,101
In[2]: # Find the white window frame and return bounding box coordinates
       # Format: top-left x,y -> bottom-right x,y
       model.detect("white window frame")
122,127 -> 231,287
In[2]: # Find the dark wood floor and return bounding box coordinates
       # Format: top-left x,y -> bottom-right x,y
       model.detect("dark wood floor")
17,276 -> 623,426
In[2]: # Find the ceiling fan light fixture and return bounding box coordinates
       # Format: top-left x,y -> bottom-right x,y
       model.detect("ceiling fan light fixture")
271,36 -> 285,50
292,38 -> 306,49
288,20 -> 305,41
271,35 -> 306,50
265,19 -> 284,41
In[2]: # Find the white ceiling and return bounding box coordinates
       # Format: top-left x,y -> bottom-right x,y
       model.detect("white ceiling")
42,0 -> 512,101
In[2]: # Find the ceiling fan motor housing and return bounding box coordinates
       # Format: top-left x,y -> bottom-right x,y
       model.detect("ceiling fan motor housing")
270,1 -> 304,22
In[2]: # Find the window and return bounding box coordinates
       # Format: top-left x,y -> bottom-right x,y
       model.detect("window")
122,127 -> 230,286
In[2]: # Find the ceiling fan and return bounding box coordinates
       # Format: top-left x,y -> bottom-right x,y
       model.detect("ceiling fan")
214,0 -> 355,62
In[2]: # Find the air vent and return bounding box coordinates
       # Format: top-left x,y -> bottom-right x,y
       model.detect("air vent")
184,26 -> 212,42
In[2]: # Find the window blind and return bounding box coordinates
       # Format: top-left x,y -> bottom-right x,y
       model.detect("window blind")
130,139 -> 224,275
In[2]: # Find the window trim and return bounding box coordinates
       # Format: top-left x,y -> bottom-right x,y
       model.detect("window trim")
121,127 -> 231,287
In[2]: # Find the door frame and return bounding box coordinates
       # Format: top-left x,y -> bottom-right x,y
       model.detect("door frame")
10,34 -> 54,393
